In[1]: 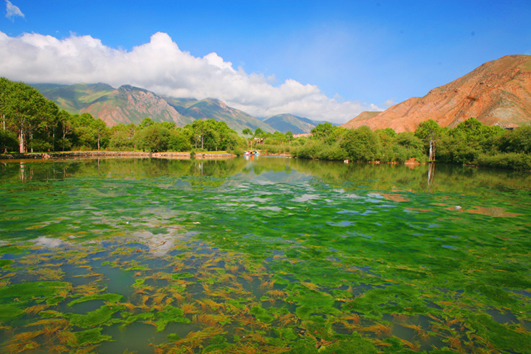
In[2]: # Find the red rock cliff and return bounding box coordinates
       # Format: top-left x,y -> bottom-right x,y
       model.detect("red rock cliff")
342,55 -> 531,132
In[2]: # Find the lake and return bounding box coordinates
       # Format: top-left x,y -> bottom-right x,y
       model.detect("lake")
0,157 -> 530,354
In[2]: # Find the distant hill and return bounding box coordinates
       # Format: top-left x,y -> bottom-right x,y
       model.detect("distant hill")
263,114 -> 337,134
32,83 -> 277,133
299,117 -> 340,127
164,97 -> 275,133
32,83 -> 191,127
342,55 -> 531,132
264,114 -> 316,134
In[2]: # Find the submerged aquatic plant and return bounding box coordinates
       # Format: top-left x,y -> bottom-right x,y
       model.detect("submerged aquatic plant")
0,158 -> 530,353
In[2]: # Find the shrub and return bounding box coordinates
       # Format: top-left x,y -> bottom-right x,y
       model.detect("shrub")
109,131 -> 134,151
1,130 -> 18,152
228,147 -> 245,156
168,134 -> 192,152
135,125 -> 171,152
317,144 -> 347,161
292,141 -> 322,159
341,126 -> 379,161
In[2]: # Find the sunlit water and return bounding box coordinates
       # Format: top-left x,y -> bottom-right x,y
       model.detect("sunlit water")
0,157 -> 530,353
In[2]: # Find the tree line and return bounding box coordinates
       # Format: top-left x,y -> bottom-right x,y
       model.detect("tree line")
1,77 -> 529,170
258,120 -> 531,170
0,78 -> 247,154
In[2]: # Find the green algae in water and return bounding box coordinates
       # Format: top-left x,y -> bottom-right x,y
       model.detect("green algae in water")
0,281 -> 70,322
65,304 -> 126,329
74,328 -> 113,345
154,305 -> 191,331
0,281 -> 70,301
0,158 -> 530,353
0,304 -> 26,322
0,259 -> 13,268
68,293 -> 123,306
249,305 -> 274,323
171,272 -> 194,280
120,311 -> 154,327
0,245 -> 25,255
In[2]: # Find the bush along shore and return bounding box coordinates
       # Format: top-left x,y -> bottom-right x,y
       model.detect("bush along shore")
256,120 -> 531,171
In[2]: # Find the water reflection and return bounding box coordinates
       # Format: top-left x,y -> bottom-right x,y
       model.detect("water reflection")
2,157 -> 530,195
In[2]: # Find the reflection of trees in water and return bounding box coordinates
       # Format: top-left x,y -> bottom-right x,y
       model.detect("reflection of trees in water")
1,157 -> 530,195
0,158 -> 248,182
0,160 -> 84,186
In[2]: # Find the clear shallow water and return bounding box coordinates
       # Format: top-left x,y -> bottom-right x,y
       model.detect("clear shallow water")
0,157 -> 530,353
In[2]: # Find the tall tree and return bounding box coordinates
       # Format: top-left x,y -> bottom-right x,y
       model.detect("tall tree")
4,82 -> 42,153
192,120 -> 207,149
59,111 -> 73,151
415,120 -> 444,161
92,118 -> 108,150
311,122 -> 334,138
286,131 -> 293,144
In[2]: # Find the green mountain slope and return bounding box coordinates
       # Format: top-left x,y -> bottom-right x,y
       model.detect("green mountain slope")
31,83 -> 115,113
264,114 -> 317,134
164,97 -> 275,134
32,83 -> 191,127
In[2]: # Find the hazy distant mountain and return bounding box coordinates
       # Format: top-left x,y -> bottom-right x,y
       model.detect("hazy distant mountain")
164,97 -> 275,133
32,83 -> 276,133
264,114 -> 315,134
341,55 -> 531,132
263,114 -> 337,134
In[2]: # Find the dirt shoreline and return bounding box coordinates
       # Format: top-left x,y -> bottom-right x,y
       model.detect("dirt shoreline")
0,151 -> 236,160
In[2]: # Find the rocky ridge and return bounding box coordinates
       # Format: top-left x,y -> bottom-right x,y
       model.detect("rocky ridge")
81,85 -> 191,127
342,55 -> 531,132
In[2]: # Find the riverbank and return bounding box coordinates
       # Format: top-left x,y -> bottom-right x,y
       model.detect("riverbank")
0,151 -> 236,160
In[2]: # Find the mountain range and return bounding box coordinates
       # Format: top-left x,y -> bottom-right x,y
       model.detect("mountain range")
33,55 -> 530,135
342,55 -> 531,132
31,83 -> 324,134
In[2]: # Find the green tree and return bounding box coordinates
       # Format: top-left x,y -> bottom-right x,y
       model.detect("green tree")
135,125 -> 170,152
415,119 -> 445,161
139,117 -> 155,129
58,111 -> 73,151
109,130 -> 133,151
341,126 -> 379,161
311,122 -> 334,139
191,120 -> 207,149
168,128 -> 192,152
0,129 -> 18,153
160,122 -> 176,130
396,132 -> 423,151
0,78 -> 13,152
242,128 -> 253,149
4,82 -> 44,153
286,131 -> 293,144
39,100 -> 60,152
92,118 -> 108,150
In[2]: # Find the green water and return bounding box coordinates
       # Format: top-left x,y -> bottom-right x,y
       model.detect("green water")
0,157 -> 530,354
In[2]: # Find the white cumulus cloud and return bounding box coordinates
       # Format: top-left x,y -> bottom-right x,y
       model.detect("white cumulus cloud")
5,0 -> 24,21
0,31 -> 381,123
383,99 -> 395,107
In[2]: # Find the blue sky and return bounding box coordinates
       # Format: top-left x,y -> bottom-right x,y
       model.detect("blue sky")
1,0 -> 530,123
